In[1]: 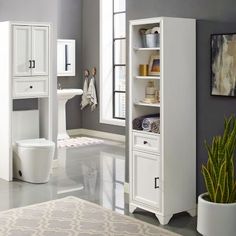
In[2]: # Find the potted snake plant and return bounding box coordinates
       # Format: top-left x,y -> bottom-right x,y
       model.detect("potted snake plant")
197,116 -> 236,236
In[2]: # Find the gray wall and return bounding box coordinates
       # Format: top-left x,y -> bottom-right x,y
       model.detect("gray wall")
57,0 -> 83,130
126,0 -> 236,196
0,0 -> 58,149
0,0 -> 57,22
56,0 -> 125,134
81,0 -> 125,135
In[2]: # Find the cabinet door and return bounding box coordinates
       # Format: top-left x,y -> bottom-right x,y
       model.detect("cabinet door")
132,151 -> 161,209
13,25 -> 32,77
57,39 -> 76,76
31,26 -> 49,76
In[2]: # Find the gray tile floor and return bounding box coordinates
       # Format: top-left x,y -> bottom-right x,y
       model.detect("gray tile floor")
0,139 -> 200,236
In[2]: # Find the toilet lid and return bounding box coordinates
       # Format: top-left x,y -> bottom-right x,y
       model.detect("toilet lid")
16,138 -> 55,148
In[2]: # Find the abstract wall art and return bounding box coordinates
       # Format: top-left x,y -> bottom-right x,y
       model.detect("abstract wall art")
211,33 -> 236,96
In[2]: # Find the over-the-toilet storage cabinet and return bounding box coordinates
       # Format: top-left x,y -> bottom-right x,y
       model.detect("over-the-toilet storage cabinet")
129,17 -> 196,225
0,22 -> 52,181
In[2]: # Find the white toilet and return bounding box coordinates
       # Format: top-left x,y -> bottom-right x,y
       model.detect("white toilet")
13,138 -> 55,184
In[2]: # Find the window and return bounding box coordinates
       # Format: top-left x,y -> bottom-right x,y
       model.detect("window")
113,0 -> 126,119
100,0 -> 126,126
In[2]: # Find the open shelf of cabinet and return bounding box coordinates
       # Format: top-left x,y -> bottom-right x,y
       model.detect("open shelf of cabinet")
134,47 -> 160,51
134,102 -> 160,107
132,129 -> 160,136
135,76 -> 160,80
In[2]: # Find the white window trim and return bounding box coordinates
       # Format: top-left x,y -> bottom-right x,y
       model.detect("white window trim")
99,0 -> 125,127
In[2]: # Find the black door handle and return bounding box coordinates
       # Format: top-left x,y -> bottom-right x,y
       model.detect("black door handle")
29,60 -> 32,68
155,177 -> 159,189
65,45 -> 68,71
143,141 -> 148,144
32,60 -> 35,68
65,45 -> 71,71
65,63 -> 71,71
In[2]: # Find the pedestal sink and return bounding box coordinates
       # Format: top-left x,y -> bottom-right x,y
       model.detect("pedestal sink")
57,89 -> 83,140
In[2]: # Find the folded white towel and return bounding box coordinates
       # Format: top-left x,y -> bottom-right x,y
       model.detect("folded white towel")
87,76 -> 97,111
81,77 -> 89,110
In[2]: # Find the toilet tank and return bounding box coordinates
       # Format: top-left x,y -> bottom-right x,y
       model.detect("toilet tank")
12,110 -> 39,143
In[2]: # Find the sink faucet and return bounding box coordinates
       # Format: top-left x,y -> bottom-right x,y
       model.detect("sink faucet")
58,82 -> 62,90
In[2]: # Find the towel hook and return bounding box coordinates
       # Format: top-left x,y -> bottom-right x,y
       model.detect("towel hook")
84,69 -> 90,77
92,67 -> 96,77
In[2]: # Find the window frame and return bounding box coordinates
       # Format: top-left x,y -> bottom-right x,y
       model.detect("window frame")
112,1 -> 126,120
99,0 -> 126,127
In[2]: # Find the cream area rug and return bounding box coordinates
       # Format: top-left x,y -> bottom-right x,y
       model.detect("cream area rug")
58,137 -> 104,148
0,196 -> 181,236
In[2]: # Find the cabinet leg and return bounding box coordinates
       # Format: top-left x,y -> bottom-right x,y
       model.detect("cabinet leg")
155,214 -> 173,225
187,208 -> 196,217
129,204 -> 137,213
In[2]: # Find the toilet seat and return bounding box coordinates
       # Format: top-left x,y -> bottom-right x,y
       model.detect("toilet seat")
16,138 -> 55,149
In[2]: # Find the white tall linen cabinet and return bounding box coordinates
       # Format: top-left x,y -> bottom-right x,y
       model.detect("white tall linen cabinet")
128,17 -> 196,225
0,21 -> 53,181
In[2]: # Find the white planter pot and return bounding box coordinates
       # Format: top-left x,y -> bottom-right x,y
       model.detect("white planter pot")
197,193 -> 236,236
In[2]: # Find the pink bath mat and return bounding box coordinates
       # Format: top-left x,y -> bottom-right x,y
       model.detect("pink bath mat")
58,137 -> 104,148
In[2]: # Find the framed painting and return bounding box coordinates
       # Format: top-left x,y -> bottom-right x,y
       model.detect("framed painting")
148,54 -> 160,76
211,33 -> 236,96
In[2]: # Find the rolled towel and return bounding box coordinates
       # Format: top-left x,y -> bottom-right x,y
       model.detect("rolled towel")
151,119 -> 160,133
132,116 -> 144,130
142,117 -> 160,132
133,114 -> 159,130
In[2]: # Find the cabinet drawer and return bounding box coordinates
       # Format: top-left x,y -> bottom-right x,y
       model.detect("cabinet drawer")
13,78 -> 48,98
133,131 -> 160,154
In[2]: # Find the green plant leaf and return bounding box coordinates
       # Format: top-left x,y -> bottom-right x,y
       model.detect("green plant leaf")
212,138 -> 218,163
207,157 -> 217,187
228,182 -> 236,203
211,138 -> 221,180
202,165 -> 215,202
228,158 -> 235,194
205,141 -> 213,161
226,117 -> 236,156
215,185 -> 222,203
216,161 -> 226,202
203,115 -> 236,203
222,116 -> 232,145
222,174 -> 229,203
218,137 -> 225,163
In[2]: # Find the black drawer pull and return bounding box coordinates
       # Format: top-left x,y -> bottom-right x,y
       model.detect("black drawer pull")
143,141 -> 148,144
155,177 -> 159,189
29,86 -> 33,89
32,60 -> 35,68
29,60 -> 32,68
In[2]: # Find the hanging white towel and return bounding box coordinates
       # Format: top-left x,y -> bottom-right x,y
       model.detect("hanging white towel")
87,76 -> 97,111
81,77 -> 89,110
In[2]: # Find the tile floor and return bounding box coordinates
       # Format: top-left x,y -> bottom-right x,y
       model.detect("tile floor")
0,138 -> 200,236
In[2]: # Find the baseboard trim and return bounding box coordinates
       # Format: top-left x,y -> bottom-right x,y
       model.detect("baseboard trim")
124,182 -> 129,194
67,128 -> 125,142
